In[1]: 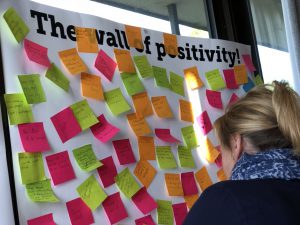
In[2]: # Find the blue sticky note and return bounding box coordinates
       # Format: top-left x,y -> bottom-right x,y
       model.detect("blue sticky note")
243,77 -> 255,92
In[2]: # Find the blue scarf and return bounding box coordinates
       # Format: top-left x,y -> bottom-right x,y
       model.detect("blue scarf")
230,148 -> 300,180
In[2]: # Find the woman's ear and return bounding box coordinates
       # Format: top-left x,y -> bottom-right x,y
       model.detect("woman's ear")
230,133 -> 243,161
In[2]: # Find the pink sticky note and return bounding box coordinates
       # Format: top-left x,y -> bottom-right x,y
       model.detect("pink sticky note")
27,213 -> 56,225
135,215 -> 156,225
18,122 -> 50,152
196,111 -> 213,135
228,93 -> 239,106
46,151 -> 76,185
90,114 -> 120,143
66,198 -> 94,225
112,139 -> 136,165
206,89 -> 223,109
155,128 -> 181,143
24,39 -> 51,67
50,107 -> 82,143
223,69 -> 239,89
94,49 -> 117,82
97,156 -> 118,188
132,187 -> 158,214
172,203 -> 188,225
181,172 -> 198,196
242,54 -> 256,72
102,192 -> 128,225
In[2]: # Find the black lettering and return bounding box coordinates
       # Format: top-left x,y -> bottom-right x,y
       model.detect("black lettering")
48,14 -> 67,39
30,10 -> 48,35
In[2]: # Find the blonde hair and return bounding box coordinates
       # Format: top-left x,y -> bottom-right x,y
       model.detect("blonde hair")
214,81 -> 300,155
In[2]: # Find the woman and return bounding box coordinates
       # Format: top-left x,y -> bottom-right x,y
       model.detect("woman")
183,81 -> 300,225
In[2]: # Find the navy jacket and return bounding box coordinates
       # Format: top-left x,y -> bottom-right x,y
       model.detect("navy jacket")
183,179 -> 300,225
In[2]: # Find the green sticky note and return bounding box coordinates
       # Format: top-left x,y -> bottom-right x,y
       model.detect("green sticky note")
4,93 -> 33,125
170,71 -> 185,96
18,74 -> 46,104
77,175 -> 107,210
3,7 -> 29,43
73,144 -> 102,172
26,179 -> 59,202
205,69 -> 226,90
156,146 -> 177,170
133,55 -> 154,78
45,63 -> 70,92
104,88 -> 131,116
120,72 -> 145,96
177,145 -> 195,168
254,74 -> 264,86
157,200 -> 174,225
181,126 -> 199,149
18,152 -> 46,184
70,99 -> 98,130
153,66 -> 170,89
115,167 -> 140,199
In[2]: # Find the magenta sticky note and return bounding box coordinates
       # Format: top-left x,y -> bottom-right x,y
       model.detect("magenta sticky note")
172,203 -> 188,225
132,187 -> 158,214
94,49 -> 117,82
181,172 -> 198,196
112,139 -> 136,165
206,89 -> 223,109
27,213 -> 56,225
24,39 -> 51,67
97,156 -> 118,188
102,192 -> 128,225
66,198 -> 94,225
90,114 -> 120,143
46,151 -> 76,185
196,111 -> 213,135
50,107 -> 82,143
228,93 -> 239,106
155,128 -> 181,143
18,122 -> 50,152
242,54 -> 256,72
223,69 -> 239,89
135,215 -> 156,225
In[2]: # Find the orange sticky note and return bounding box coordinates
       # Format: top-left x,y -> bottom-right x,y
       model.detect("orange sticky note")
114,49 -> 136,73
81,72 -> 104,100
58,48 -> 87,75
124,25 -> 143,50
163,33 -> 178,56
184,194 -> 199,210
75,27 -> 98,53
217,168 -> 227,181
134,160 -> 156,188
234,64 -> 248,84
164,173 -> 184,196
138,136 -> 155,160
195,167 -> 213,192
151,96 -> 173,118
184,67 -> 204,90
132,92 -> 153,117
127,113 -> 152,136
179,99 -> 194,123
204,138 -> 220,163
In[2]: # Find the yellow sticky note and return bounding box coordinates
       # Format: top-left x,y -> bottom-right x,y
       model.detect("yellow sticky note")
184,194 -> 199,209
132,92 -> 153,117
164,173 -> 184,196
134,160 -> 157,188
151,96 -> 173,118
81,72 -> 104,100
138,136 -> 156,160
195,167 -> 213,192
26,179 -> 59,202
127,113 -> 152,136
204,138 -> 220,163
75,27 -> 99,53
234,64 -> 248,84
58,48 -> 87,75
179,99 -> 194,123
217,168 -> 227,181
184,66 -> 204,90
124,25 -> 143,50
163,33 -> 178,56
114,49 -> 136,73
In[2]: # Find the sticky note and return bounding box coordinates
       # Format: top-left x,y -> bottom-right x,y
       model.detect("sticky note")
112,139 -> 136,165
228,93 -> 239,105
164,173 -> 184,196
94,49 -> 117,82
134,160 -> 157,188
223,69 -> 239,89
184,66 -> 204,90
163,33 -> 178,56
172,203 -> 188,225
156,146 -> 177,170
217,168 -> 227,181
254,74 -> 264,86
81,72 -> 104,100
73,144 -> 102,172
115,167 -> 140,199
3,7 -> 29,43
215,150 -> 223,168
170,71 -> 185,96
4,93 -> 33,125
27,213 -> 56,225
75,27 -> 98,53
243,76 -> 255,92
70,99 -> 98,130
157,200 -> 174,225
204,137 -> 220,163
135,215 -> 156,225
102,192 -> 128,225
234,64 -> 248,84
66,198 -> 94,225
195,167 -> 213,192
138,136 -> 156,160
127,113 -> 152,136
133,55 -> 154,78
26,179 -> 59,202
205,69 -> 226,90
151,96 -> 173,118
121,72 -> 145,96
155,128 -> 180,143
114,49 -> 136,73
18,122 -> 50,152
45,63 -> 70,92
184,194 -> 198,209
125,25 -> 144,49
50,107 -> 82,143
177,145 -> 195,168
104,88 -> 131,116
58,48 -> 87,75
181,172 -> 198,196
18,152 -> 45,184
196,110 -> 213,135
179,99 -> 194,123
206,89 -> 223,109
90,114 -> 120,143
153,66 -> 170,89
132,187 -> 158,214
24,39 -> 51,67
132,92 -> 153,117
97,156 -> 118,188
77,175 -> 107,210
181,126 -> 199,149
46,151 -> 76,185
242,54 -> 256,72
